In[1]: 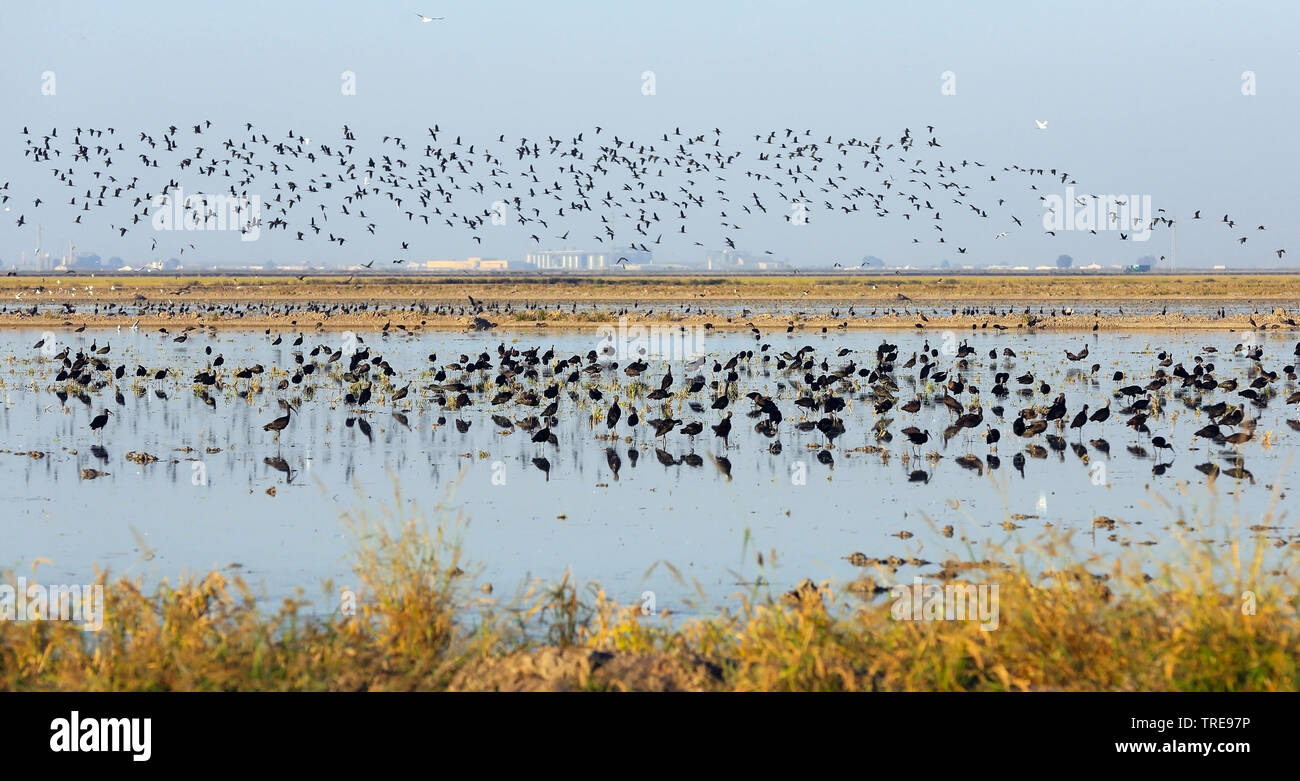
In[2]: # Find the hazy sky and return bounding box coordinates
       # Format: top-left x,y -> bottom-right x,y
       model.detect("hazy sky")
1,0 -> 1296,269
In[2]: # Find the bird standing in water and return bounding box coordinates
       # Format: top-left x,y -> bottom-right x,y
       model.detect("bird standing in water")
712,411 -> 733,448
89,408 -> 111,437
263,400 -> 294,441
606,396 -> 621,430
1069,404 -> 1090,439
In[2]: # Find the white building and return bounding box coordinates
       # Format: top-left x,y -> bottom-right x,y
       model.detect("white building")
524,248 -> 651,270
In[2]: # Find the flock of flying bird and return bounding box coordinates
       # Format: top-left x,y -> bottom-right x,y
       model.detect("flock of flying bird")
4,119 -> 1289,267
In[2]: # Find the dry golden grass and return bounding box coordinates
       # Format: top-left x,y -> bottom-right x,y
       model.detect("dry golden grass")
3,272 -> 1300,305
4,272 -> 1296,330
2,489 -> 1296,691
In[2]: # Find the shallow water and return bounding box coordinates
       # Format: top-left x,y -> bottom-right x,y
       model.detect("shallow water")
1,322 -> 1297,616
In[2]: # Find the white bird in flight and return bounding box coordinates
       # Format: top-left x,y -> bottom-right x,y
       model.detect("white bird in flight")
1034,120 -> 1048,130
416,13 -> 444,22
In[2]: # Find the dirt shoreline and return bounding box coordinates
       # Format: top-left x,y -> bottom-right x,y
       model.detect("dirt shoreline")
0,273 -> 1297,332
5,272 -> 1300,301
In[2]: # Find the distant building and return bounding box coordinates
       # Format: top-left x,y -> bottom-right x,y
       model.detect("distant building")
143,258 -> 183,271
614,247 -> 653,268
422,257 -> 509,271
524,248 -> 648,270
64,252 -> 103,271
705,248 -> 789,270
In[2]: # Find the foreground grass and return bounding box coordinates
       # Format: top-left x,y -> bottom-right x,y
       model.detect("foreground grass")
1,498 -> 1297,691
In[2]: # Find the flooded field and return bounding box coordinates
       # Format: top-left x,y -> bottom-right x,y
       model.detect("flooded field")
2,320 -> 1297,616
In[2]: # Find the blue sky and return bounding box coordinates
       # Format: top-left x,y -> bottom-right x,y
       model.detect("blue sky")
0,0 -> 1296,269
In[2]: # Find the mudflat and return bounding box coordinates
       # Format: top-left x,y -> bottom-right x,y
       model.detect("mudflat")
0,272 -> 1297,331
